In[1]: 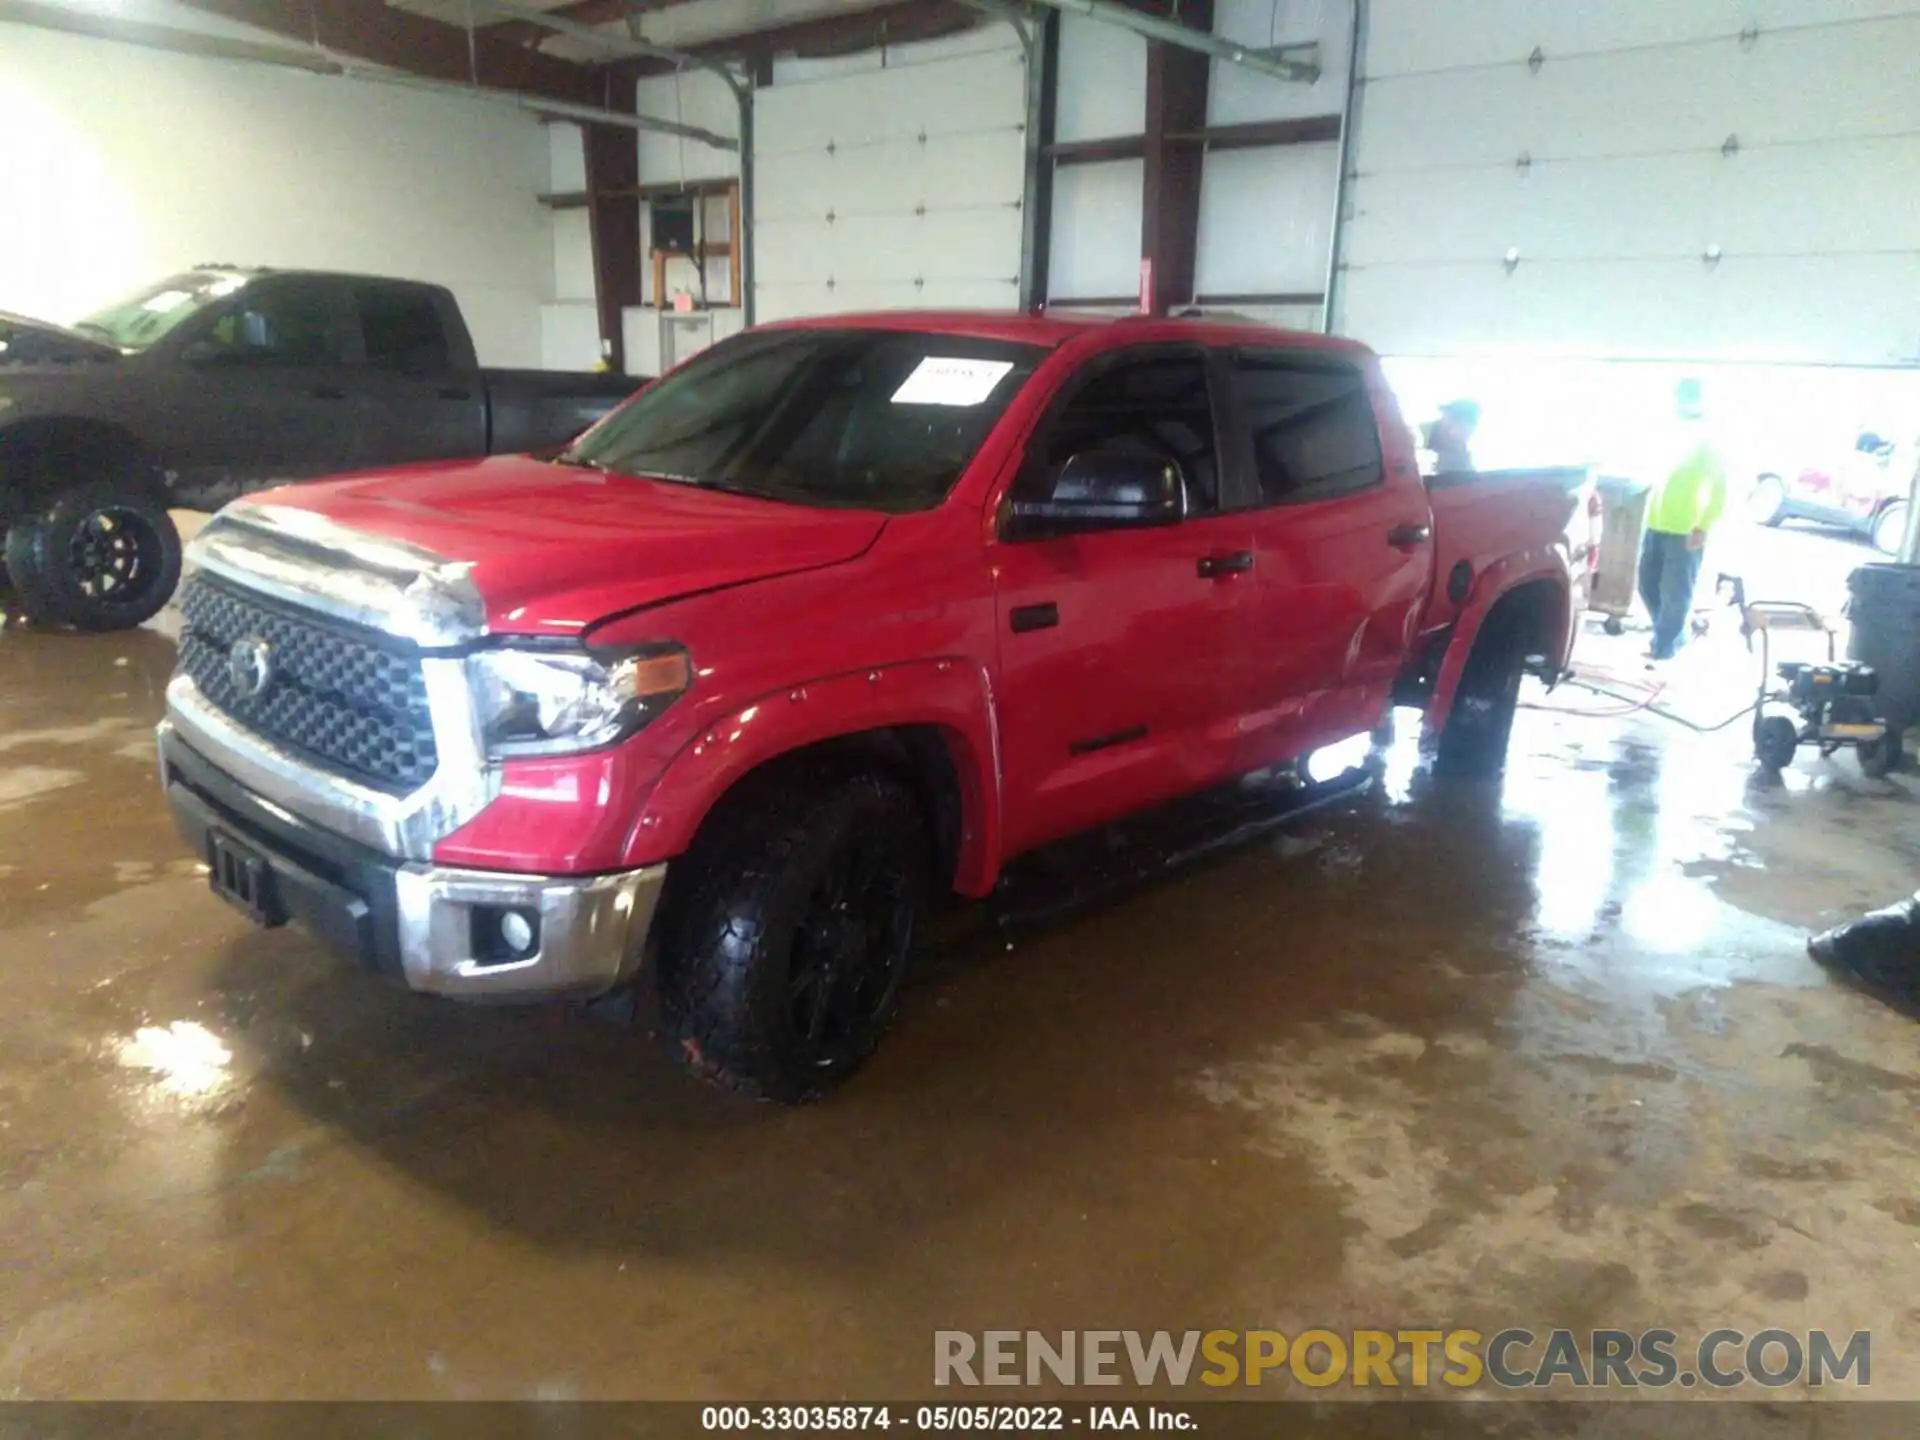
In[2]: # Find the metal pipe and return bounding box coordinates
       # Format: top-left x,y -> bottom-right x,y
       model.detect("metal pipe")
1321,0 -> 1365,333
738,84 -> 756,325
0,0 -> 729,143
472,0 -> 744,94
1022,0 -> 1321,82
346,65 -> 735,148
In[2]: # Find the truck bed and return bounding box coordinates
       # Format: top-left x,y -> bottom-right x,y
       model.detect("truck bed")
482,369 -> 644,455
1420,465 -> 1595,634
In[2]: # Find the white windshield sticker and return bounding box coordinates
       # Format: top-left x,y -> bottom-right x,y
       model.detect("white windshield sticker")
891,357 -> 1015,407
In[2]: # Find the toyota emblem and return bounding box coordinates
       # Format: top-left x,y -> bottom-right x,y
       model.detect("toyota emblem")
228,636 -> 275,701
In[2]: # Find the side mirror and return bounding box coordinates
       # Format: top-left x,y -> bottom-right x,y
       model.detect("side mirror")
1006,451 -> 1188,537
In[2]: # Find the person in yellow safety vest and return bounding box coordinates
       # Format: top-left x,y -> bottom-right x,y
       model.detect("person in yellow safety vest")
1637,378 -> 1728,663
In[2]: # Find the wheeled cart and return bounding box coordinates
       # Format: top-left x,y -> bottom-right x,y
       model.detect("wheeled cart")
1591,475 -> 1650,635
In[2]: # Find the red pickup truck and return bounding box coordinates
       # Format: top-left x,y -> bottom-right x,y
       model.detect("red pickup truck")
158,312 -> 1582,1100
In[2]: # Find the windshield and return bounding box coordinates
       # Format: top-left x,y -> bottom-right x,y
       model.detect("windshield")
566,328 -> 1047,513
72,271 -> 253,352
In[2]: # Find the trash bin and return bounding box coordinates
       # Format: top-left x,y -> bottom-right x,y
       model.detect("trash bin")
1848,563 -> 1920,736
1591,475 -> 1650,633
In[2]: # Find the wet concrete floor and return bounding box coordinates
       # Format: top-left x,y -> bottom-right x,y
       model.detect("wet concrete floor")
4,587 -> 1920,1404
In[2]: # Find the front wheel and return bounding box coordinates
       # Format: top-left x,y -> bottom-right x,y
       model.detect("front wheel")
4,481 -> 182,631
1871,501 -> 1909,557
1747,473 -> 1788,527
1754,715 -> 1799,773
657,768 -> 929,1103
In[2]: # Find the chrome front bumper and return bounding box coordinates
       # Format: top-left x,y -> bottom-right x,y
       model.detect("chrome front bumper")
160,719 -> 666,1002
392,862 -> 666,1000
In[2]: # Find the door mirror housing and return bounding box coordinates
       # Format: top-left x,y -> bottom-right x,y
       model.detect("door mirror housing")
1006,451 -> 1188,538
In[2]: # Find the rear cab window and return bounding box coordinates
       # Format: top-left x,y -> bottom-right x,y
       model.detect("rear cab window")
1230,350 -> 1384,506
354,283 -> 454,373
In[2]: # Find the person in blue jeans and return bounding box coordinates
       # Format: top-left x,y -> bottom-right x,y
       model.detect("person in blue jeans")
1638,379 -> 1728,663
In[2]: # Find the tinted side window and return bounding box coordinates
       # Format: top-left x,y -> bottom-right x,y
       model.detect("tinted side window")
198,280 -> 346,366
1234,355 -> 1383,505
1027,353 -> 1219,511
356,285 -> 452,372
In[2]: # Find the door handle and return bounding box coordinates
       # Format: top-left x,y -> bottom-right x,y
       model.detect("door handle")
1010,602 -> 1060,633
438,386 -> 473,401
1387,523 -> 1432,549
311,384 -> 348,401
1197,550 -> 1254,579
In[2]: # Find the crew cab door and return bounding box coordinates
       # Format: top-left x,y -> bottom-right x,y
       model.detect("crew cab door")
345,281 -> 488,466
1224,349 -> 1432,764
151,275 -> 362,491
991,348 -> 1255,856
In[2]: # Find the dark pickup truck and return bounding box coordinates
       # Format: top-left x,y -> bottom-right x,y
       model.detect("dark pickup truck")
0,268 -> 638,630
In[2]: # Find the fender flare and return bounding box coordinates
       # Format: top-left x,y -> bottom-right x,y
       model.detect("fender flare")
1425,547 -> 1572,733
0,417 -> 165,518
624,657 -> 1006,896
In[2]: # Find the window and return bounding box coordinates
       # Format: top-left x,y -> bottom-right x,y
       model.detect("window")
356,285 -> 453,372
1233,355 -> 1383,505
566,329 -> 1044,513
192,280 -> 346,366
73,270 -> 251,353
1025,353 -> 1219,511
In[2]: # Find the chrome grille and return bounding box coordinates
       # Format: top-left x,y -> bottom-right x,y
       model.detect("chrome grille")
176,575 -> 438,793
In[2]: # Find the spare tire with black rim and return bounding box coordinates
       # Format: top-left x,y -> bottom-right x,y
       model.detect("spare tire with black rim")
4,479 -> 182,631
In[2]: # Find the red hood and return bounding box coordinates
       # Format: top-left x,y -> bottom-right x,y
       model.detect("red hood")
258,455 -> 887,637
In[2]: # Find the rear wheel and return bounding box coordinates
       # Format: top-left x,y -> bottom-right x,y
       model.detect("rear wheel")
1747,473 -> 1788,527
4,479 -> 181,630
1435,608 -> 1532,778
657,767 -> 929,1103
1871,501 -> 1909,557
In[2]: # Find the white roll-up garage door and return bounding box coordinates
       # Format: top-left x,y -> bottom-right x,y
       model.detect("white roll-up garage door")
751,28 -> 1028,322
1339,0 -> 1920,365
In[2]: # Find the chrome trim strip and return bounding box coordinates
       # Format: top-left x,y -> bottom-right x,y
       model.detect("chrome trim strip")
393,863 -> 666,1000
187,503 -> 487,647
163,663 -> 498,862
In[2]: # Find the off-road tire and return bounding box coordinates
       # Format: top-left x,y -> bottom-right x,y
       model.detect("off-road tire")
4,479 -> 181,631
1435,608 -> 1530,778
657,767 -> 930,1103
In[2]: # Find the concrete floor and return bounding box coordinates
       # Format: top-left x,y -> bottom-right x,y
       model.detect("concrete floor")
4,530 -> 1920,1403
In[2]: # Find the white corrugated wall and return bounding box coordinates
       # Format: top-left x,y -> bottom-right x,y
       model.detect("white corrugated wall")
1339,0 -> 1920,365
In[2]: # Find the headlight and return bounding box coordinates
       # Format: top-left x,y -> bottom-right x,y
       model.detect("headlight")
468,644 -> 690,758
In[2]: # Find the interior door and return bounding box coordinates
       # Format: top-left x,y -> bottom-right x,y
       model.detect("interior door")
346,281 -> 487,466
991,349 -> 1255,856
1227,351 -> 1433,764
150,275 -> 362,493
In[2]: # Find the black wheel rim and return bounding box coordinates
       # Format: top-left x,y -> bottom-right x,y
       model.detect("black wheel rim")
67,507 -> 163,608
786,834 -> 912,1066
